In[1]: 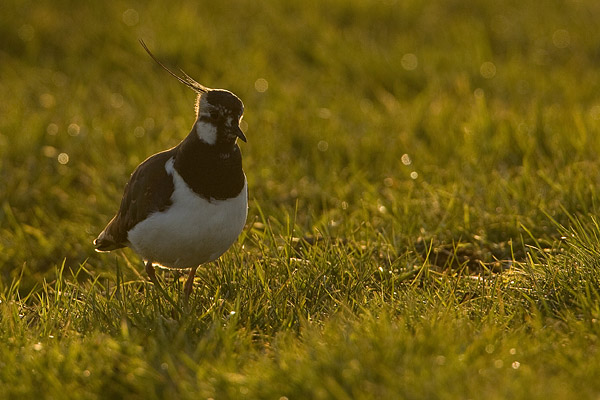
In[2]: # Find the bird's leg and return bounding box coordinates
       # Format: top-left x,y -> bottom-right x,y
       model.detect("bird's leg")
145,260 -> 158,285
145,260 -> 181,312
184,266 -> 198,300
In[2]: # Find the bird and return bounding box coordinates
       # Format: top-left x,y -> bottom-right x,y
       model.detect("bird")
94,40 -> 248,299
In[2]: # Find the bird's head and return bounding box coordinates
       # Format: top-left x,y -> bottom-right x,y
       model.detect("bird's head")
194,89 -> 246,146
139,39 -> 247,147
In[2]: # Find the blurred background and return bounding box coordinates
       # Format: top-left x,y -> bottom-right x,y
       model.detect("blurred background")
1,0 -> 600,289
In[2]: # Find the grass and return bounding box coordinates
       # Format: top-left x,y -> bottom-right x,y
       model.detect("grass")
2,0 -> 600,398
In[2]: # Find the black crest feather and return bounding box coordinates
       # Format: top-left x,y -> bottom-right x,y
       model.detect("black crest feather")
139,39 -> 209,94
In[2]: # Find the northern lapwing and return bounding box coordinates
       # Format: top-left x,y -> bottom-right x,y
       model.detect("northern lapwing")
94,40 -> 248,299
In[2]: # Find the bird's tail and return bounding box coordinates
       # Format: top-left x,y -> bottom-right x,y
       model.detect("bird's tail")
93,231 -> 126,252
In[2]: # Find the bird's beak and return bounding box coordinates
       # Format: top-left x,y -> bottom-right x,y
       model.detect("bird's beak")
235,126 -> 247,142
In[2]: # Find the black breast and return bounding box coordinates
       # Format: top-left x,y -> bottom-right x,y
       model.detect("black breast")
173,136 -> 245,200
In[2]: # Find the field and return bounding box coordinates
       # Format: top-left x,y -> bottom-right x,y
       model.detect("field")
2,0 -> 600,398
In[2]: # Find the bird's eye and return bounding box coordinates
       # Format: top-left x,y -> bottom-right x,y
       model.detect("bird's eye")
209,111 -> 219,120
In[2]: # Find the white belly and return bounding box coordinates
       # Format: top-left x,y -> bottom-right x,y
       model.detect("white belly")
127,158 -> 248,268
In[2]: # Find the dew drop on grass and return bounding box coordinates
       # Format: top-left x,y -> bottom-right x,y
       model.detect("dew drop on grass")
401,153 -> 411,165
58,153 -> 69,165
122,9 -> 139,26
144,117 -> 155,130
42,146 -> 57,158
480,62 -> 496,79
39,93 -> 55,108
485,344 -> 495,354
133,126 -> 145,138
317,140 -> 329,152
111,93 -> 124,108
410,171 -> 418,179
552,29 -> 570,48
254,78 -> 268,92
494,359 -> 504,368
511,361 -> 521,369
47,123 -> 58,135
401,53 -> 418,70
518,122 -> 531,134
68,123 -> 80,136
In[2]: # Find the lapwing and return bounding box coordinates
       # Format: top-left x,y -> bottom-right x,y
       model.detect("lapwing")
94,40 -> 248,299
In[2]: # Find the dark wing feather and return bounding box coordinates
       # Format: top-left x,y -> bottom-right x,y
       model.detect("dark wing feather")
94,148 -> 176,251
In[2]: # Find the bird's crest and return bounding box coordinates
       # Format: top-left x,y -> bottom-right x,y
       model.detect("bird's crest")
139,39 -> 210,94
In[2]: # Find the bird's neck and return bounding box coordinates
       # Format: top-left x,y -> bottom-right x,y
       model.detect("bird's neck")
173,133 -> 244,200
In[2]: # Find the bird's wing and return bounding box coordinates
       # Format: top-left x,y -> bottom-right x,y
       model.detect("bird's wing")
94,148 -> 176,251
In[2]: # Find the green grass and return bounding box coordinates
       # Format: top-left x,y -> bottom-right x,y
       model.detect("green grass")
2,0 -> 600,398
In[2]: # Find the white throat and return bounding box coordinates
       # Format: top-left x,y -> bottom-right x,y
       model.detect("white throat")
196,121 -> 217,145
